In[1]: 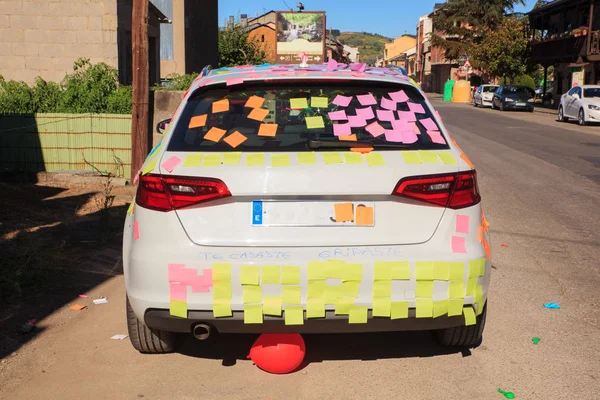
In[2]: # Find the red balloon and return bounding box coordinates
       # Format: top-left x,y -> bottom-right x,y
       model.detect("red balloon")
248,333 -> 306,374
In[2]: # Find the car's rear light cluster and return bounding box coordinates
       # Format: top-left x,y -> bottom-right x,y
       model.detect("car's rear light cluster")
393,171 -> 481,209
136,174 -> 231,212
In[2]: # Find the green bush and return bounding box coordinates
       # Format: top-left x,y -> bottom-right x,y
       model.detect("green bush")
153,72 -> 199,91
499,74 -> 536,90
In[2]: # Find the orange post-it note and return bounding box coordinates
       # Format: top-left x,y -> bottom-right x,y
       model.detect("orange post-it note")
245,95 -> 265,108
248,108 -> 269,121
334,203 -> 353,223
355,206 -> 374,226
189,115 -> 207,128
212,99 -> 229,113
339,134 -> 357,141
223,131 -> 248,148
351,146 -> 374,154
70,304 -> 86,311
204,127 -> 227,143
258,123 -> 278,137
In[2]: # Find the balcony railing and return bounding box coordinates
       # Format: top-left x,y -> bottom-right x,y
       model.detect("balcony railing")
531,35 -> 587,63
590,30 -> 600,55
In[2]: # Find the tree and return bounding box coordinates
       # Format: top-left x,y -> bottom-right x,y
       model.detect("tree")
218,23 -> 266,67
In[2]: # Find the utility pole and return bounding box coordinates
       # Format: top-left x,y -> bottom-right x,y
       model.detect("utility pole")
131,0 -> 149,179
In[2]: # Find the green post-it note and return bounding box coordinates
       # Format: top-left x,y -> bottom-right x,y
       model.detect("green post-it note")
416,261 -> 434,280
322,152 -> 343,164
281,266 -> 301,285
325,286 -> 341,304
463,306 -> 476,326
261,266 -> 281,284
242,285 -> 262,304
433,300 -> 449,318
202,153 -> 221,167
448,299 -> 464,316
466,278 -> 478,296
306,116 -> 325,129
212,262 -> 231,282
373,297 -> 391,317
365,153 -> 386,167
246,153 -> 265,166
343,263 -> 363,282
415,281 -> 434,298
391,301 -> 409,319
244,305 -> 263,324
290,98 -> 308,109
449,280 -> 465,299
343,152 -> 363,164
142,158 -> 158,175
374,262 -> 392,281
183,153 -> 203,167
271,154 -> 291,167
433,261 -> 450,280
213,300 -> 232,318
438,151 -> 458,165
373,280 -> 391,297
468,259 -> 481,279
240,265 -> 260,285
402,151 -> 422,164
308,261 -> 327,281
297,152 -> 317,164
282,286 -> 301,304
169,300 -> 187,318
263,296 -> 282,316
306,298 -> 325,318
390,261 -> 410,280
349,306 -> 368,323
416,299 -> 434,318
449,262 -> 465,280
334,297 -> 354,315
212,282 -> 232,300
284,306 -> 304,325
419,150 -> 439,164
341,281 -> 360,297
308,281 -> 326,299
222,152 -> 241,165
311,96 -> 329,108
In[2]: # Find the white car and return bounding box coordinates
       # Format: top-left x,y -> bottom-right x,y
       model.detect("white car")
473,85 -> 499,108
123,64 -> 491,353
558,85 -> 600,125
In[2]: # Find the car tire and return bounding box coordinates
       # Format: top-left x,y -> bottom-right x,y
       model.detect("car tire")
435,304 -> 486,348
500,102 -> 505,111
578,108 -> 587,126
491,100 -> 496,110
127,296 -> 177,353
557,106 -> 567,122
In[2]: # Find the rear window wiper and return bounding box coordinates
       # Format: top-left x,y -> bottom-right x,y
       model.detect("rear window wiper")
307,139 -> 411,149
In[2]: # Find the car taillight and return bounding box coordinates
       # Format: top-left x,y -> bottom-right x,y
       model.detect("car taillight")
393,171 -> 481,209
136,174 -> 231,212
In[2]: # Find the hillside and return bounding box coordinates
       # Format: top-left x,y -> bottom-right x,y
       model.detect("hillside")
337,32 -> 391,65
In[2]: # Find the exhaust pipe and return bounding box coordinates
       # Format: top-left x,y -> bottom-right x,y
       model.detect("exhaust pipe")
192,323 -> 211,340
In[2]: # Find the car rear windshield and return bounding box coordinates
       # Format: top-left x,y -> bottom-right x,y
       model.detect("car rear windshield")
584,88 -> 600,98
505,86 -> 533,96
166,80 -> 448,152
482,86 -> 497,92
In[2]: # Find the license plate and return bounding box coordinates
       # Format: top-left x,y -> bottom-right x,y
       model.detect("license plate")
251,201 -> 375,227
516,102 -> 526,106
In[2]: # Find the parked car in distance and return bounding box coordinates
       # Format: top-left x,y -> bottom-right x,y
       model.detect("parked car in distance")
558,85 -> 600,126
491,85 -> 535,112
535,82 -> 553,102
473,85 -> 499,108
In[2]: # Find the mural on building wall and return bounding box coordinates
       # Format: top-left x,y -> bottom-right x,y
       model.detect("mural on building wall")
276,12 -> 326,63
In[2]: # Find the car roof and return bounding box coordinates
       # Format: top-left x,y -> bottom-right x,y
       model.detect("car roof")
580,85 -> 600,89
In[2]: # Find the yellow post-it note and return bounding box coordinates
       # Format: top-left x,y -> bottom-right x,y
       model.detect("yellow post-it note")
258,123 -> 278,137
416,261 -> 434,280
246,153 -> 265,166
189,114 -> 207,128
478,258 -> 486,277
212,99 -> 229,113
365,153 -> 386,167
127,202 -> 135,216
169,300 -> 187,318
402,151 -> 422,164
466,278 -> 478,296
282,286 -> 301,304
438,152 -> 458,165
263,296 -> 282,316
343,263 -> 363,282
341,281 -> 360,297
475,285 -> 484,304
222,152 -> 241,165
244,305 -> 263,324
284,306 -> 304,325
343,152 -> 363,164
248,107 -> 269,121
245,95 -> 265,109
212,262 -> 231,281
204,127 -> 227,143
355,206 -> 374,226
306,116 -> 325,129
297,152 -> 317,164
281,266 -> 300,285
449,262 -> 465,280
142,158 -> 158,175
326,260 -> 345,279
240,265 -> 260,285
212,282 -> 232,300
308,281 -> 326,299
449,280 -> 465,299
183,154 -> 203,167
323,152 -> 343,164
311,96 -> 329,108
374,262 -> 392,281
373,280 -> 391,297
416,281 -> 434,298
212,299 -> 232,318
448,299 -> 464,316
271,154 -> 290,167
223,131 -> 248,148
290,98 -> 308,109
416,299 -> 434,318
261,266 -> 280,284
334,297 -> 354,315
391,301 -> 409,319
308,261 -> 327,281
433,261 -> 450,280
419,150 -> 439,164
463,306 -> 476,326
433,300 -> 449,318
349,306 -> 368,323
391,261 -> 410,280
334,202 -> 353,222
242,285 -> 262,304
306,298 -> 325,318
202,153 -> 221,167
325,286 -> 341,304
468,259 -> 481,279
373,297 -> 391,317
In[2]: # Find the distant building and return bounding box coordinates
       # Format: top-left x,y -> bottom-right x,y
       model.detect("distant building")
428,3 -> 460,93
343,45 -> 360,63
416,14 -> 433,91
243,11 -> 277,63
383,35 -> 416,65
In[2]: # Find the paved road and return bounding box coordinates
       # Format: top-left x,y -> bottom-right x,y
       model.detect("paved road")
1,103 -> 600,400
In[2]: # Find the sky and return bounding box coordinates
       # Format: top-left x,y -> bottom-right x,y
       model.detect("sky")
218,0 -> 537,38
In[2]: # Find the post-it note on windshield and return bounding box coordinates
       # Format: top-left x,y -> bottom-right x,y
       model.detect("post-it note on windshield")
245,95 -> 265,108
240,265 -> 260,285
365,153 -> 385,167
334,202 -> 353,222
402,151 -> 422,164
408,102 -> 425,114
343,152 -> 363,164
204,127 -> 227,142
438,152 -> 458,165
376,109 -> 395,121
246,153 -> 265,166
380,97 -> 397,111
297,152 -> 317,164
306,116 -> 325,129
263,296 -> 282,316
223,131 -> 247,148
355,205 -> 374,225
201,153 -> 221,167
222,152 -> 241,165
189,114 -> 207,128
311,97 -> 329,108
284,306 -> 304,325
307,298 -> 325,318
348,306 -> 368,324
357,93 -> 377,106
282,266 -> 301,285
356,106 -> 375,120
242,285 -> 262,304
451,236 -> 467,254
389,90 -> 409,103
212,99 -> 229,113
212,299 -> 232,318
248,107 -> 269,121
290,98 -> 309,109
332,95 -> 352,107
258,123 -> 278,137
419,150 -> 439,164
329,110 -> 348,121
271,154 -> 290,167
348,115 -> 367,127
244,305 -> 263,324
419,117 -> 438,131
183,153 -> 203,167
391,301 -> 409,319
323,152 -> 343,164
365,122 -> 385,137
456,215 -> 470,234
333,123 -> 352,136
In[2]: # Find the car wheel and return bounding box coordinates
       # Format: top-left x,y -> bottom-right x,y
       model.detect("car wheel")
578,108 -> 587,126
557,106 -> 567,122
500,102 -> 504,111
491,100 -> 496,110
127,296 -> 177,353
435,303 -> 487,348
473,99 -> 478,107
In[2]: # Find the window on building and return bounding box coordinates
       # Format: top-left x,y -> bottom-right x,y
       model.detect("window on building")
261,35 -> 265,42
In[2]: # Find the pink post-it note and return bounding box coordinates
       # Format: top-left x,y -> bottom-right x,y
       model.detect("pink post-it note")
456,215 -> 470,234
419,117 -> 438,131
226,77 -> 244,86
389,90 -> 409,103
356,106 -> 375,120
435,110 -> 442,120
170,283 -> 188,302
409,122 -> 420,134
329,110 -> 348,121
327,58 -> 338,71
333,123 -> 352,136
408,102 -> 426,114
348,115 -> 367,127
365,121 -> 385,137
381,97 -> 397,110
397,110 -> 417,122
357,93 -> 377,106
451,236 -> 467,254
376,109 -> 395,121
332,95 -> 352,107
133,220 -> 140,240
161,156 -> 181,173
402,130 -> 419,144
392,119 -> 410,131
350,62 -> 366,72
427,130 -> 446,144
190,271 -> 212,293
168,264 -> 186,282
384,129 -> 403,142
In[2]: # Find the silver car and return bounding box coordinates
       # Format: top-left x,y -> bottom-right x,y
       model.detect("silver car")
473,85 -> 499,108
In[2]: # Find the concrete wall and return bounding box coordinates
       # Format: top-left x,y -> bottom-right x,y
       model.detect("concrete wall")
152,89 -> 183,146
0,0 -> 119,83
